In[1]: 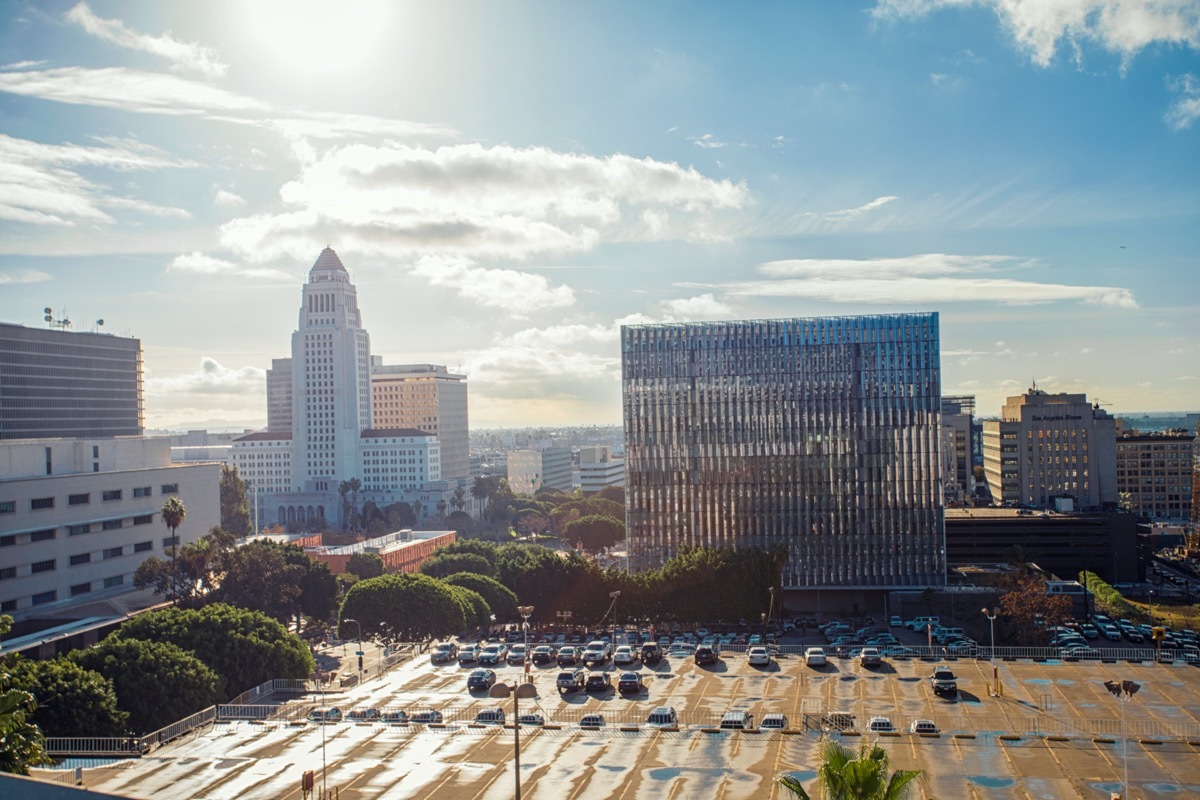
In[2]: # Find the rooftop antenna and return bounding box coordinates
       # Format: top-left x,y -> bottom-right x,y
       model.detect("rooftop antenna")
43,306 -> 71,330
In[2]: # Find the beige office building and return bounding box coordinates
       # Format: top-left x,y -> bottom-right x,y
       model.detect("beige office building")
371,361 -> 469,481
982,388 -> 1116,510
1116,426 -> 1194,522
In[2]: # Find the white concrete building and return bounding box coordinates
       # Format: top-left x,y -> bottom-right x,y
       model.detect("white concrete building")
579,446 -> 624,495
0,437 -> 219,621
983,387 -> 1117,510
507,447 -> 573,495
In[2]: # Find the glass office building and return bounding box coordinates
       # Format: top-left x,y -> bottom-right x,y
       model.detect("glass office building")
622,313 -> 944,588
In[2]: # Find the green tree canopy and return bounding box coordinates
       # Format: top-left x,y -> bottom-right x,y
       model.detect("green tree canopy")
383,501 -> 416,530
213,540 -> 337,628
346,552 -> 385,579
4,657 -> 127,737
73,638 -> 221,734
339,573 -> 467,641
220,464 -> 251,537
563,514 -> 625,552
111,604 -> 314,701
430,539 -> 498,565
447,585 -> 492,630
419,552 -> 496,580
0,615 -> 50,774
442,572 -> 519,622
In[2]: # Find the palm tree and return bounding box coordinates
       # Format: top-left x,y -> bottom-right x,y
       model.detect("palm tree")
451,487 -> 466,513
778,739 -> 922,800
161,496 -> 186,605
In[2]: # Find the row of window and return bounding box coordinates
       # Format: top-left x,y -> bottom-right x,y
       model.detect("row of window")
10,484 -> 179,513
0,574 -> 127,611
0,539 -> 171,579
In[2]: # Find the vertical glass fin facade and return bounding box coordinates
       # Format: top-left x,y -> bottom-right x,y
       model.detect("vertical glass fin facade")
622,313 -> 944,588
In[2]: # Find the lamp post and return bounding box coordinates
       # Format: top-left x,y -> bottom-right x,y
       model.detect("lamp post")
981,607 -> 999,658
518,605 -> 534,673
343,618 -> 361,674
609,591 -> 621,638
767,587 -> 775,641
490,680 -> 538,800
1104,679 -> 1141,799
1148,590 -> 1155,624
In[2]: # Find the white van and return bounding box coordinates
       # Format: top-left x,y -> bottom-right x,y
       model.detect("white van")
645,706 -> 679,728
719,711 -> 755,730
760,713 -> 788,731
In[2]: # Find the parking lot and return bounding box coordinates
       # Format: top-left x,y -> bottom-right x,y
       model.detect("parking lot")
73,631 -> 1200,800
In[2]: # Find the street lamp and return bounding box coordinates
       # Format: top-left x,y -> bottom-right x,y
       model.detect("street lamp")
982,607 -> 1000,697
490,680 -> 538,800
1148,590 -> 1155,624
609,591 -> 621,638
518,605 -> 534,673
343,618 -> 362,673
767,587 -> 775,640
1104,679 -> 1141,799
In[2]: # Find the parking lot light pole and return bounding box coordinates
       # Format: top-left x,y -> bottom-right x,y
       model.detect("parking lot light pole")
1148,590 -> 1155,624
609,591 -> 621,638
982,607 -> 999,658
1104,679 -> 1140,800
343,618 -> 362,674
490,681 -> 537,800
518,605 -> 534,671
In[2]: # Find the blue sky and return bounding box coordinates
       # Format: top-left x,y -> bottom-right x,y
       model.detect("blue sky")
0,1 -> 1197,430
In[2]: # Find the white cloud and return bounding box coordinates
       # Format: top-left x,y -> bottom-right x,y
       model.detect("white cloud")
1,60 -> 46,70
659,293 -> 735,320
819,195 -> 900,222
167,251 -> 294,282
696,253 -> 1138,308
144,356 -> 265,397
690,133 -> 727,149
0,133 -> 195,226
410,256 -> 575,317
0,67 -> 456,142
873,1 -> 1200,69
1165,73 -> 1200,130
0,268 -> 52,284
213,188 -> 245,207
66,2 -> 228,78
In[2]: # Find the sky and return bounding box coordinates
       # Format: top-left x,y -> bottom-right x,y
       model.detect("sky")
0,1 -> 1197,431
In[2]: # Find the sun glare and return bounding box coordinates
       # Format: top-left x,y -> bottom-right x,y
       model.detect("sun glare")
243,0 -> 392,76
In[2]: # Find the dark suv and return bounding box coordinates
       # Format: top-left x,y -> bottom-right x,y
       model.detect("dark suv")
931,668 -> 958,697
694,645 -> 718,665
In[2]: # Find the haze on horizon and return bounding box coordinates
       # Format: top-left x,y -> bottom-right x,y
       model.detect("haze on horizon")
0,1 -> 1196,432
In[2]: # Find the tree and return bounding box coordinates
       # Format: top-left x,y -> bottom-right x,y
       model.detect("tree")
220,464 -> 251,537
513,509 -> 549,538
442,572 -> 519,622
595,485 -> 625,505
471,475 -> 497,513
215,541 -> 337,629
347,552 -> 385,579
4,657 -> 127,737
383,502 -> 416,530
338,478 -> 362,530
451,487 -> 466,513
447,585 -> 492,630
339,573 -> 467,641
998,573 -> 1073,646
73,638 -> 221,734
563,514 -> 625,552
419,552 -> 496,580
111,604 -> 314,701
445,510 -> 475,538
0,615 -> 50,775
778,739 -> 922,800
161,496 -> 187,604
134,526 -> 236,606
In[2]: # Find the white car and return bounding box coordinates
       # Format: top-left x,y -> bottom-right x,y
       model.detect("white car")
747,646 -> 772,666
868,716 -> 895,732
805,647 -> 827,667
910,719 -> 938,734
613,645 -> 636,665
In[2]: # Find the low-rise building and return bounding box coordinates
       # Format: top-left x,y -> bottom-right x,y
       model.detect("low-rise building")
1115,426 -> 1194,522
579,446 -> 624,495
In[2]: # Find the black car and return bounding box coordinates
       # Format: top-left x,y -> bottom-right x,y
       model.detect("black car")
617,671 -> 645,694
531,645 -> 555,665
585,672 -> 613,692
467,668 -> 497,692
694,645 -> 718,665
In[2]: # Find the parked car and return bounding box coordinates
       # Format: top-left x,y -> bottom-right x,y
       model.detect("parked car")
579,714 -> 606,729
859,647 -> 882,668
747,646 -> 772,667
613,645 -> 637,665
640,642 -> 663,665
478,644 -> 507,665
889,615 -> 904,627
695,645 -> 719,665
346,708 -> 380,722
458,645 -> 479,664
381,710 -> 408,724
308,707 -> 342,722
557,646 -> 580,666
475,707 -> 505,725
409,710 -> 443,725
618,671 -> 646,694
506,644 -> 527,665
645,706 -> 678,728
719,711 -> 755,730
556,668 -> 586,693
760,713 -> 788,731
582,641 -> 613,664
931,668 -> 958,697
531,645 -> 555,665
517,713 -> 545,727
585,672 -> 613,693
467,668 -> 497,692
868,716 -> 895,732
910,719 -> 939,734
805,647 -> 828,667
430,642 -> 458,663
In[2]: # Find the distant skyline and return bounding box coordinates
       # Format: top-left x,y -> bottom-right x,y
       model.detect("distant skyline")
0,1 -> 1197,431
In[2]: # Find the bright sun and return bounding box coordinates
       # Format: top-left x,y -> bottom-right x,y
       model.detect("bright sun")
243,0 -> 393,76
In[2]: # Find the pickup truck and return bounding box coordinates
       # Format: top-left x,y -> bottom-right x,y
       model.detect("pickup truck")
930,668 -> 958,697
582,641 -> 612,664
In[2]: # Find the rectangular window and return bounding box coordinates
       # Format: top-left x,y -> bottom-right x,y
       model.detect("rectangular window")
103,575 -> 123,589
133,487 -> 152,498
102,519 -> 123,530
70,582 -> 92,597
70,553 -> 91,566
0,567 -> 16,580
0,600 -> 16,612
68,524 -> 91,536
103,547 -> 123,559
134,540 -> 153,553
69,493 -> 90,506
32,590 -> 57,605
162,536 -> 179,548
161,484 -> 179,494
31,559 -> 56,573
30,529 -> 55,543
0,535 -> 14,547
0,501 -> 14,514
133,514 -> 153,525
31,497 -> 55,510
102,490 -> 122,502
93,445 -> 99,458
